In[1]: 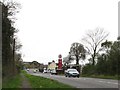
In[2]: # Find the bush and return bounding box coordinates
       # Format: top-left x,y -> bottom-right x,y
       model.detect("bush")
82,64 -> 96,75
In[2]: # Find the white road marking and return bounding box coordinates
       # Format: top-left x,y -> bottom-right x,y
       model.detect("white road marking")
107,82 -> 118,84
99,81 -> 105,82
98,80 -> 118,85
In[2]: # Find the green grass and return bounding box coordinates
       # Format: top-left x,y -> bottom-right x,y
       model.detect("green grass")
81,74 -> 119,80
2,74 -> 22,88
22,70 -> 73,88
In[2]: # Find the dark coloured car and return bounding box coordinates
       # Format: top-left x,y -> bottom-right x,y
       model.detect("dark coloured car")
65,69 -> 79,78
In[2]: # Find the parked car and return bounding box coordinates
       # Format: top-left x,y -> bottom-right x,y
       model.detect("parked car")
65,68 -> 79,78
51,69 -> 57,75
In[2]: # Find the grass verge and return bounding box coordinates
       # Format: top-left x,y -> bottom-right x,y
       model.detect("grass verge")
2,74 -> 22,88
81,74 -> 119,80
22,70 -> 73,88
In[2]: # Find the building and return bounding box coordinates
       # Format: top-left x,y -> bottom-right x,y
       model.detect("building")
23,62 -> 31,69
23,61 -> 44,69
47,60 -> 57,71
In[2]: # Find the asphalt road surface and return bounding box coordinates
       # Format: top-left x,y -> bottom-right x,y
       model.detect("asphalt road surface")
27,69 -> 119,89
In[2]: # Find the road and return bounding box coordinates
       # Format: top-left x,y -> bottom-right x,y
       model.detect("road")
27,70 -> 119,89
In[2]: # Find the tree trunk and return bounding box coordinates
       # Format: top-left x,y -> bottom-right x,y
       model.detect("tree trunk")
92,48 -> 97,65
92,56 -> 95,65
75,55 -> 80,73
76,55 -> 79,65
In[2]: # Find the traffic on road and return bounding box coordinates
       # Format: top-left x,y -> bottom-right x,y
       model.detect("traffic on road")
26,69 -> 118,88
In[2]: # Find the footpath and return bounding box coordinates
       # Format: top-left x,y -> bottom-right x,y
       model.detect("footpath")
20,73 -> 32,89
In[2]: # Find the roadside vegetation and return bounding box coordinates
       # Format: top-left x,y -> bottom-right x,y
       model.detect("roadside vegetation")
3,70 -> 74,88
81,39 -> 120,80
2,0 -> 23,83
2,0 -> 23,88
2,74 -> 22,88
63,28 -> 120,80
22,71 -> 73,88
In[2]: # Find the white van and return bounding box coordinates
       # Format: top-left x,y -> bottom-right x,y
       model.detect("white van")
43,68 -> 47,73
51,69 -> 57,75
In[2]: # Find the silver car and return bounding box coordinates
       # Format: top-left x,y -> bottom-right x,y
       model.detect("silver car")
65,69 -> 79,78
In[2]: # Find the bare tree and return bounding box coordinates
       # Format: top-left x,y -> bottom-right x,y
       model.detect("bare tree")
82,28 -> 109,65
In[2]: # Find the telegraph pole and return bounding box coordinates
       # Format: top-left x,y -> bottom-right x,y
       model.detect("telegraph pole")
13,38 -> 15,74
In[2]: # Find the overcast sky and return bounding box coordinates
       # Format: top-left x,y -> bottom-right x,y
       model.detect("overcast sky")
15,0 -> 119,64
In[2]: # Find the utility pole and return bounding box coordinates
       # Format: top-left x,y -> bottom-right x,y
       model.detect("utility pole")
13,38 -> 15,75
0,4 -> 2,90
118,1 -> 120,42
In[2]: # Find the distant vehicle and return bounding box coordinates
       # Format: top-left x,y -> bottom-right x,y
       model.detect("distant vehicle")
65,69 -> 79,78
39,68 -> 44,73
43,70 -> 47,73
51,69 -> 57,75
47,69 -> 51,73
33,69 -> 37,73
26,69 -> 29,71
43,68 -> 47,73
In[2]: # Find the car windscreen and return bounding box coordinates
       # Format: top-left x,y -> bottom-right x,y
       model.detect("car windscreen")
68,70 -> 77,72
